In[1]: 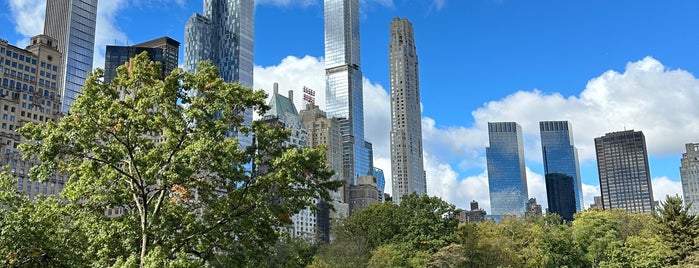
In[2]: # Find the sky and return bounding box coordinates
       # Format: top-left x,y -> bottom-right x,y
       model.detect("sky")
2,0 -> 699,213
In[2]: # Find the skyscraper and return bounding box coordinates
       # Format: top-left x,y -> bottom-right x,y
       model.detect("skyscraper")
43,0 -> 98,114
389,18 -> 426,204
324,0 -> 372,185
539,121 -> 582,220
595,130 -> 654,213
486,122 -> 528,217
372,167 -> 386,202
185,0 -> 254,147
680,143 -> 699,215
104,37 -> 180,83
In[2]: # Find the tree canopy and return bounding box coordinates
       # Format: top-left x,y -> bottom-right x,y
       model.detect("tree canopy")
2,52 -> 341,267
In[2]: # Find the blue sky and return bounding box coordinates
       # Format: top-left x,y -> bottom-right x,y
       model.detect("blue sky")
3,0 -> 699,212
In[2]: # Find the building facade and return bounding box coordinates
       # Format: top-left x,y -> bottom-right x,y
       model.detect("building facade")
595,130 -> 654,213
389,17 -> 426,204
372,167 -> 385,202
43,0 -> 98,114
680,143 -> 699,215
104,37 -> 180,83
184,0 -> 254,147
539,121 -> 582,219
1,35 -> 65,198
525,198 -> 543,217
324,0 -> 373,185
486,122 -> 528,217
263,84 -> 319,242
458,200 -> 486,223
348,175 -> 381,215
545,173 -> 576,221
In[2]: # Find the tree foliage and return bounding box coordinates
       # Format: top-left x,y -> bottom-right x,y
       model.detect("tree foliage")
654,195 -> 699,266
7,52 -> 341,267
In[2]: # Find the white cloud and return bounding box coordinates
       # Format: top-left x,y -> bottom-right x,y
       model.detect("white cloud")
652,176 -> 683,203
7,0 -> 45,46
429,0 -> 446,11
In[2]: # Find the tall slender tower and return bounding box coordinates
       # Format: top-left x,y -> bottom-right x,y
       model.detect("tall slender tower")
185,0 -> 254,147
389,18 -> 425,204
324,0 -> 372,185
680,143 -> 699,215
486,122 -> 528,218
595,130 -> 654,213
43,0 -> 98,114
539,121 -> 582,221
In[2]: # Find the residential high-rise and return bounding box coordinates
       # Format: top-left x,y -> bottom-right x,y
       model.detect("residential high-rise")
324,0 -> 373,185
299,102 -> 347,242
185,0 -> 254,147
458,201 -> 487,223
263,84 -> 319,242
389,18 -> 426,204
680,143 -> 699,215
348,175 -> 381,215
1,35 -> 66,198
486,122 -> 528,217
43,0 -> 98,114
104,37 -> 180,83
539,121 -> 582,220
595,130 -> 654,213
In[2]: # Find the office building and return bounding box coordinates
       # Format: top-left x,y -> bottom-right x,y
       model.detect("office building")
539,121 -> 582,220
595,130 -> 654,213
185,0 -> 254,147
680,143 -> 699,215
389,17 -> 426,204
43,0 -> 98,114
324,0 -> 373,185
1,35 -> 65,198
486,122 -> 528,217
104,37 -> 180,83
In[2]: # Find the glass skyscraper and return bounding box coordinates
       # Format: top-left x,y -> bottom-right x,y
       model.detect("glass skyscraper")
43,0 -> 98,114
389,18 -> 426,204
680,143 -> 699,215
539,121 -> 583,220
372,167 -> 385,202
324,0 -> 372,184
486,122 -> 528,217
184,0 -> 254,147
104,37 -> 180,83
595,130 -> 654,213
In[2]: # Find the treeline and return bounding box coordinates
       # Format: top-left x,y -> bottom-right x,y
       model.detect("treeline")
273,194 -> 699,268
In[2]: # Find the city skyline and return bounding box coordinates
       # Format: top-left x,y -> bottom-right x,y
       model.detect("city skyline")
2,0 -> 698,213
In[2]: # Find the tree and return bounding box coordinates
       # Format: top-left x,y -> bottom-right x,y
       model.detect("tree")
0,173 -> 88,267
655,195 -> 699,265
17,53 -> 341,266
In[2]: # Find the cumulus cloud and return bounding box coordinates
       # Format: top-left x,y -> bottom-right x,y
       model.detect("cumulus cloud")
652,176 -> 683,203
7,0 -> 45,46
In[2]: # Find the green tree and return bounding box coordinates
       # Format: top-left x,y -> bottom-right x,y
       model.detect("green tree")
16,53 -> 341,267
654,195 -> 699,265
0,174 -> 88,267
